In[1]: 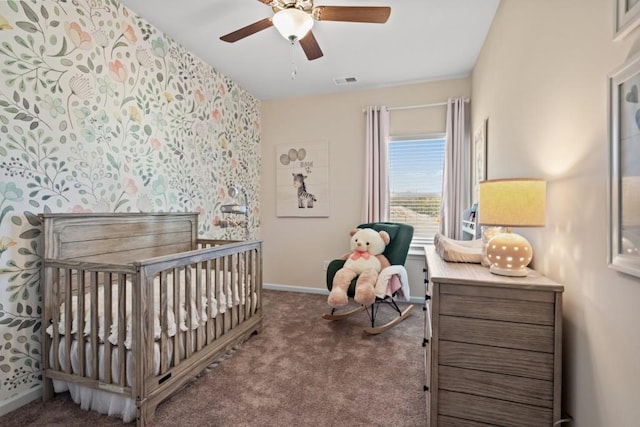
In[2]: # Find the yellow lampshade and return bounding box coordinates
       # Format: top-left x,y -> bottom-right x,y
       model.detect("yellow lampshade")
478,178 -> 546,276
479,178 -> 546,227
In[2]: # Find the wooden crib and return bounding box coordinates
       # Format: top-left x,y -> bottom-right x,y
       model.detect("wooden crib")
40,212 -> 262,426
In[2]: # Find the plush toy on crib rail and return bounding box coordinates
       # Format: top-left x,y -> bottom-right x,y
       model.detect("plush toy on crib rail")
327,227 -> 390,308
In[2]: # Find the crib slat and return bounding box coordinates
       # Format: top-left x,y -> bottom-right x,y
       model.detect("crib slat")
257,246 -> 263,315
104,272 -> 113,384
147,271 -> 156,378
249,251 -> 254,316
252,248 -> 258,316
222,256 -> 231,335
195,262 -> 204,352
184,266 -> 192,359
252,249 -> 258,315
238,252 -> 243,322
117,274 -> 127,386
205,259 -> 213,345
248,250 -> 254,316
231,254 -> 238,328
50,268 -> 60,372
241,251 -> 248,322
251,250 -> 257,315
160,271 -> 169,374
230,254 -> 235,328
64,269 -> 72,374
173,268 -> 181,366
76,271 -> 86,378
90,271 -> 99,380
214,259 -> 222,340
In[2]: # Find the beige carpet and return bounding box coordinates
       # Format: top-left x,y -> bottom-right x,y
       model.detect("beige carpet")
0,290 -> 426,426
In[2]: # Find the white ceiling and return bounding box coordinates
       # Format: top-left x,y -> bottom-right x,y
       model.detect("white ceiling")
119,0 -> 500,101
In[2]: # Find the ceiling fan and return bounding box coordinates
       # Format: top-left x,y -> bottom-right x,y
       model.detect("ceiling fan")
220,0 -> 391,61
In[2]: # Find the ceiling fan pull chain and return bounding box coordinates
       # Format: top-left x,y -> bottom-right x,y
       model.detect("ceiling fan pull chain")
290,40 -> 297,80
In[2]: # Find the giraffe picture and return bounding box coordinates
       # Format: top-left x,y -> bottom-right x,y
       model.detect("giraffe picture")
276,141 -> 330,217
292,173 -> 317,208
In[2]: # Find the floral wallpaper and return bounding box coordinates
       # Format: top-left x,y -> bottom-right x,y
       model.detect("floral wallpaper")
0,0 -> 261,404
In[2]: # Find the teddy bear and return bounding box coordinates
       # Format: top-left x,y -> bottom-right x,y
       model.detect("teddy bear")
327,227 -> 391,308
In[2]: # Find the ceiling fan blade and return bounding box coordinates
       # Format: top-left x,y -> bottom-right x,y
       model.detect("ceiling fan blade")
220,17 -> 273,43
257,0 -> 272,4
314,6 -> 391,23
299,31 -> 323,60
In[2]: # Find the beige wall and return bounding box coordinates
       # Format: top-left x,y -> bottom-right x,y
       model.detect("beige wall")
472,0 -> 640,425
261,78 -> 471,297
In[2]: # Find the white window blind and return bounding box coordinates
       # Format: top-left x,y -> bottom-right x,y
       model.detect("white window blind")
388,136 -> 445,242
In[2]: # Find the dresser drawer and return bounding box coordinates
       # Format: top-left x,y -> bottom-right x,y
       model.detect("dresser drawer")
440,286 -> 555,325
440,315 -> 555,353
438,390 -> 553,427
439,341 -> 554,380
439,365 -> 553,407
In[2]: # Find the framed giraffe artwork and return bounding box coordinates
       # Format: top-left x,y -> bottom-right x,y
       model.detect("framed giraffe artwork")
276,141 -> 330,217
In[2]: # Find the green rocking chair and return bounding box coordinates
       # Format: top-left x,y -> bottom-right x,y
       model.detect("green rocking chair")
322,222 -> 415,334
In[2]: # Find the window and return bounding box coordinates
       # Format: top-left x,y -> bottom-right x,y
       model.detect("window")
388,135 -> 445,244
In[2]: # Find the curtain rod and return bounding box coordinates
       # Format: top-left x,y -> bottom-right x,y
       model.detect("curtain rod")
388,101 -> 447,111
362,98 -> 469,113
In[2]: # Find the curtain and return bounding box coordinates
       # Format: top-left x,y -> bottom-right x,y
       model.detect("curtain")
440,98 -> 468,239
362,106 -> 390,223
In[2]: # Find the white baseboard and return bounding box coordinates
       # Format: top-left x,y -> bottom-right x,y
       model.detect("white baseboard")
0,386 -> 42,417
263,282 -> 329,295
262,282 -> 424,304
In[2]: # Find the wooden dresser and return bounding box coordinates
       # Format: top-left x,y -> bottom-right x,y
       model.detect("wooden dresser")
424,246 -> 564,427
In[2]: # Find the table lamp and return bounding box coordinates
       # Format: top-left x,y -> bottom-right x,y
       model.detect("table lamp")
478,178 -> 546,277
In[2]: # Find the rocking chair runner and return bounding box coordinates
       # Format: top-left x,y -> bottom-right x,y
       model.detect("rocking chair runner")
322,222 -> 415,334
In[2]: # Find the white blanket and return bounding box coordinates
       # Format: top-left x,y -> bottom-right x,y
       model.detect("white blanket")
374,265 -> 411,301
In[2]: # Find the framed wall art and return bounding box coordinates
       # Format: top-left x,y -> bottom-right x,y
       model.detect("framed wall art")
276,141 -> 330,217
472,118 -> 488,202
608,54 -> 640,277
614,0 -> 640,41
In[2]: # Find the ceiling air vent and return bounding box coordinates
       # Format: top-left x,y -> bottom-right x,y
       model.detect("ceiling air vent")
333,76 -> 358,86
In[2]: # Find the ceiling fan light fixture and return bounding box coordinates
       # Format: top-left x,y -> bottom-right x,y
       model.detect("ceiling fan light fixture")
273,8 -> 313,42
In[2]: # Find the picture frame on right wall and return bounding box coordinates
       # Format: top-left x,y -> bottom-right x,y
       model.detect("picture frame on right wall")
614,0 -> 640,41
472,118 -> 488,202
608,54 -> 640,278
